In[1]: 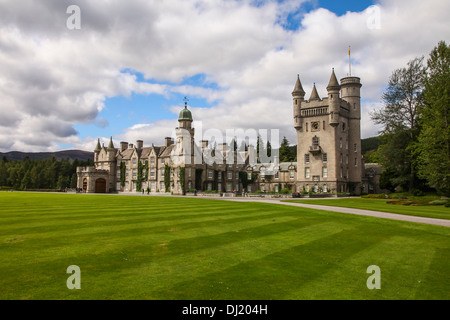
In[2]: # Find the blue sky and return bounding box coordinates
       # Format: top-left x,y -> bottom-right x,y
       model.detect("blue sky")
0,0 -> 448,152
74,0 -> 379,147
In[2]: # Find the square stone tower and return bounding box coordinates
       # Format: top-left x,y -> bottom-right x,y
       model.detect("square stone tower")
292,69 -> 362,194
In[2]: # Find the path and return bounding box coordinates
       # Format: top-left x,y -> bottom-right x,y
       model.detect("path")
219,197 -> 450,228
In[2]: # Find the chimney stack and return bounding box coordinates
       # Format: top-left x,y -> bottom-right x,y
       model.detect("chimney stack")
120,142 -> 128,152
136,140 -> 143,149
165,137 -> 174,147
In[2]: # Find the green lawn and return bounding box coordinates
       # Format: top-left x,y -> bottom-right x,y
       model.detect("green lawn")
283,198 -> 450,220
0,192 -> 449,300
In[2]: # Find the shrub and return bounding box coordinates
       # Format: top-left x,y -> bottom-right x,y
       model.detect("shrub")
429,200 -> 448,206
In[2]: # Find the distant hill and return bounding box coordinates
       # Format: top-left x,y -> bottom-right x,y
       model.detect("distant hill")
0,150 -> 94,162
361,136 -> 383,155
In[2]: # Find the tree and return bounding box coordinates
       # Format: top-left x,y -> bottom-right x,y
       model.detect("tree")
266,140 -> 272,159
279,136 -> 295,162
417,41 -> 450,195
370,57 -> 425,192
164,164 -> 170,192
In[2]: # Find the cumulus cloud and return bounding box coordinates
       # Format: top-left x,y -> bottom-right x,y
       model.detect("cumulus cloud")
0,0 -> 448,152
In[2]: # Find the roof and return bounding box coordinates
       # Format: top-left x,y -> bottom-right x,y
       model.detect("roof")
326,68 -> 340,91
178,106 -> 193,121
309,83 -> 320,101
292,75 -> 305,96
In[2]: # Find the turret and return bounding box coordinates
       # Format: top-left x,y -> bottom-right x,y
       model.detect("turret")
340,76 -> 362,119
107,137 -> 116,161
327,68 -> 340,127
292,75 -> 305,130
94,138 -> 101,162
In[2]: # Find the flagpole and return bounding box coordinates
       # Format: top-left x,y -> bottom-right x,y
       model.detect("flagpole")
348,46 -> 351,76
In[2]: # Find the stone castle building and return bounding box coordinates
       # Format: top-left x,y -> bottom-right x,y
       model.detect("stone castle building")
77,69 -> 381,195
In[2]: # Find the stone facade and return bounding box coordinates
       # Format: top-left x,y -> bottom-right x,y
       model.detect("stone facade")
78,68 -> 381,195
291,69 -> 363,194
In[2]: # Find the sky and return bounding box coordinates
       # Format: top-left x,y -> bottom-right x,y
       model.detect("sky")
0,0 -> 449,152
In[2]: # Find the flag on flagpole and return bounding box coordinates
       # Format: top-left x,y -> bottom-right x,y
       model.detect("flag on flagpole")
348,46 -> 350,56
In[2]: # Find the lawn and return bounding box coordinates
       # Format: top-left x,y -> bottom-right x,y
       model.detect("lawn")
0,192 -> 449,300
283,198 -> 450,220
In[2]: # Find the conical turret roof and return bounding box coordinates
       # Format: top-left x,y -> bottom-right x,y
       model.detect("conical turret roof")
309,83 -> 320,101
327,68 -> 340,91
94,138 -> 101,152
107,136 -> 115,150
292,74 -> 305,96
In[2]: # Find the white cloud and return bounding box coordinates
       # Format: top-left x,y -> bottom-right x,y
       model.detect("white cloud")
0,0 -> 449,152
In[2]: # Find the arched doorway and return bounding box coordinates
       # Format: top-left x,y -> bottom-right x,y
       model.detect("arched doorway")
83,178 -> 87,193
95,178 -> 106,193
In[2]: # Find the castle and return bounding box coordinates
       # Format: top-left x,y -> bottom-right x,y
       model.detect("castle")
77,69 -> 382,195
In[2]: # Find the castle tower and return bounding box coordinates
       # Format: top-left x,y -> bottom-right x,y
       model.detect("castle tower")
292,69 -> 363,195
327,68 -> 340,127
292,75 -> 305,130
340,76 -> 362,184
175,98 -> 195,167
94,138 -> 101,162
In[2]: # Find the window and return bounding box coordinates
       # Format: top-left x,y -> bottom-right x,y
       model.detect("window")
228,172 -> 233,180
306,122 -> 308,132
208,170 -> 213,179
150,169 -> 155,178
305,154 -> 310,163
323,121 -> 326,130
260,184 -> 265,192
151,182 -> 156,191
274,184 -> 279,193
218,172 -> 221,181
354,103 -> 357,110
247,172 -> 252,180
218,182 -> 221,191
340,167 -> 343,178
188,168 -> 191,177
160,181 -> 164,191
150,157 -> 155,165
290,170 -> 295,179
312,136 -> 319,147
354,144 -> 358,152
207,182 -> 212,191
305,167 -> 310,179
322,153 -> 327,163
116,182 -> 121,190
275,171 -> 279,179
355,158 -> 358,167
340,154 -> 343,164
339,138 -> 342,149
132,158 -> 137,166
236,172 -> 239,180
132,169 -> 137,179
227,183 -> 232,192
322,167 -> 328,178
323,184 -> 327,193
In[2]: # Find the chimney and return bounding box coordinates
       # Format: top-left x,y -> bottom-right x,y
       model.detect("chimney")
220,142 -> 228,152
129,143 -> 134,149
165,137 -> 174,147
120,142 -> 128,152
136,140 -> 143,149
201,140 -> 209,149
247,145 -> 256,166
